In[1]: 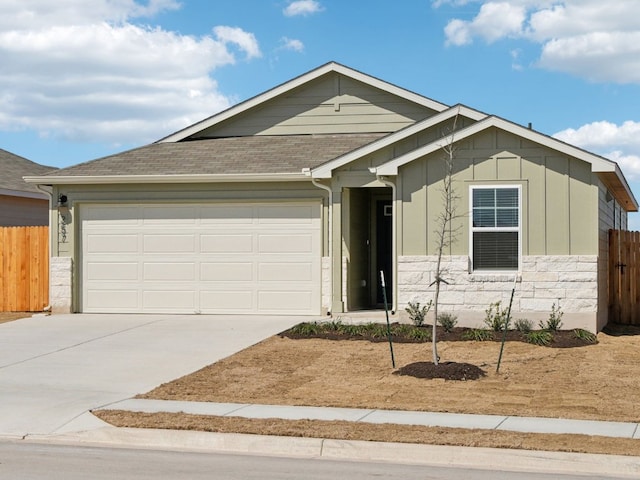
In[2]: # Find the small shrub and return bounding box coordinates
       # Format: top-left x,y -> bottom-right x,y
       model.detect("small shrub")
514,318 -> 533,333
402,325 -> 432,342
525,330 -> 553,346
407,327 -> 431,342
437,312 -> 458,333
289,322 -> 321,335
405,300 -> 432,327
462,328 -> 494,341
325,320 -> 344,332
539,302 -> 564,331
360,323 -> 387,338
573,328 -> 597,344
484,301 -> 509,331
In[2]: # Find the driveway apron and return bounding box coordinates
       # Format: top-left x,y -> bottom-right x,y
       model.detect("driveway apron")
0,314 -> 303,437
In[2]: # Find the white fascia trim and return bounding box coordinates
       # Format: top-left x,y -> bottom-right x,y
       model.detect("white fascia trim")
157,62 -> 449,144
376,116 -> 619,175
0,188 -> 47,199
311,105 -> 487,179
23,173 -> 309,185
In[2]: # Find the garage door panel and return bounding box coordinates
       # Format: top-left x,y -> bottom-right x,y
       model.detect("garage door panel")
201,234 -> 253,253
87,234 -> 138,253
258,205 -> 314,224
258,291 -> 313,311
143,290 -> 195,310
259,262 -> 313,282
81,202 -> 320,315
83,205 -> 140,225
87,262 -> 138,281
258,234 -> 313,253
86,289 -> 139,310
142,205 -> 197,224
200,205 -> 254,224
200,291 -> 254,310
144,263 -> 196,281
200,262 -> 253,281
143,234 -> 195,253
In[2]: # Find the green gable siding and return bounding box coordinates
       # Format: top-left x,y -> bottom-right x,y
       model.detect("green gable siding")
195,73 -> 437,138
398,128 -> 599,257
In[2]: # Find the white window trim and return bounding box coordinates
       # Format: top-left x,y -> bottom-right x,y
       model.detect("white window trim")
469,184 -> 522,273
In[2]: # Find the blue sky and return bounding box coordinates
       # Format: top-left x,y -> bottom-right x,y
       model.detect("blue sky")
2,1 -> 640,226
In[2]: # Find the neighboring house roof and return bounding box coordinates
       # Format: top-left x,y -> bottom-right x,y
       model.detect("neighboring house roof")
158,62 -> 448,143
0,149 -> 56,198
29,134 -> 385,184
373,115 -> 639,212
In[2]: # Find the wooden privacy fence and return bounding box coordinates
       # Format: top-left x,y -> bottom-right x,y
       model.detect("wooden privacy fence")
609,229 -> 640,325
0,226 -> 49,312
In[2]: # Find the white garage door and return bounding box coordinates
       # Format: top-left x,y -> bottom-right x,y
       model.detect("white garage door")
80,202 -> 321,315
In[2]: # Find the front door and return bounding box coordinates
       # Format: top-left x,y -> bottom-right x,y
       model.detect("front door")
374,199 -> 393,306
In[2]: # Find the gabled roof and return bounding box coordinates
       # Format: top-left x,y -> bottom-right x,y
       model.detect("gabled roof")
0,149 -> 56,197
373,115 -> 638,212
310,104 -> 487,179
24,134 -> 384,185
157,62 -> 449,143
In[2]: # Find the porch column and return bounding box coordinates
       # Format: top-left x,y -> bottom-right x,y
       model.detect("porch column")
331,189 -> 344,313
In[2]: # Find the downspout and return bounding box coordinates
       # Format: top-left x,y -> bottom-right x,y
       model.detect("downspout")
373,170 -> 398,314
308,172 -> 333,315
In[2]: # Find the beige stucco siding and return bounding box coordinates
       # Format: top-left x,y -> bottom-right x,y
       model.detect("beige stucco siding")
397,128 -> 600,257
198,73 -> 437,138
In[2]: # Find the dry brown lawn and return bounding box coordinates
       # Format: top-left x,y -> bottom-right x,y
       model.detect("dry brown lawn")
96,326 -> 640,456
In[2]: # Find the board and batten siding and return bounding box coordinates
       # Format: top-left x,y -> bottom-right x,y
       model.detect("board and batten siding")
397,127 -> 600,257
197,73 -> 437,138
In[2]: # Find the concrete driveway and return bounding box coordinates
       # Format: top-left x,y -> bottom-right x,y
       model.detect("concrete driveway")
0,313 -> 306,438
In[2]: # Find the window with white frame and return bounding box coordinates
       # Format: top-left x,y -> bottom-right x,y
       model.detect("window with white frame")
470,186 -> 520,271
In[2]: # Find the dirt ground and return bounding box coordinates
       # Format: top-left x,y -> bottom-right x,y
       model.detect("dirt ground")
96,325 -> 640,456
0,312 -> 32,324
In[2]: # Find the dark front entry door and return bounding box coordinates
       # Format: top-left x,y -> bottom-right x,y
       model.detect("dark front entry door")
375,199 -> 392,305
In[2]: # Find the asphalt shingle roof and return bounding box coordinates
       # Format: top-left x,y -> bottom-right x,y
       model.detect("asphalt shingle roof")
0,149 -> 56,194
43,134 -> 386,177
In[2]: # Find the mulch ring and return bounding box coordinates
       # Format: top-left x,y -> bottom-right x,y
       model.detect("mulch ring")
394,361 -> 487,381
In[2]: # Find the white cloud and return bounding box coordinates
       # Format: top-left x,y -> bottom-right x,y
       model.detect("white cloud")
0,1 -> 262,145
437,1 -> 640,84
283,0 -> 323,17
554,121 -> 640,180
280,37 -> 304,52
213,26 -> 261,59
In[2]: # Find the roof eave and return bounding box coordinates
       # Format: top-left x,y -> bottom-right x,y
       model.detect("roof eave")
311,105 -> 487,179
23,173 -> 309,185
0,187 -> 47,199
374,116 -> 638,211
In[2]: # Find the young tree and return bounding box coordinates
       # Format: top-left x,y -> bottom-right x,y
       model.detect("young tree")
430,112 -> 462,365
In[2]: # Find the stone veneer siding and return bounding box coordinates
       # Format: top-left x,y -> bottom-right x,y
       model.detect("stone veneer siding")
50,256 -> 73,314
398,255 -> 599,331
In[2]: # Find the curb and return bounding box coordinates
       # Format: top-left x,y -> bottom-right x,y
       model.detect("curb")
27,427 -> 640,478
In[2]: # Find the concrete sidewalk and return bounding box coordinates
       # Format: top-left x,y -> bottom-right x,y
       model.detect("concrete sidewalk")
31,401 -> 640,479
101,398 -> 640,439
